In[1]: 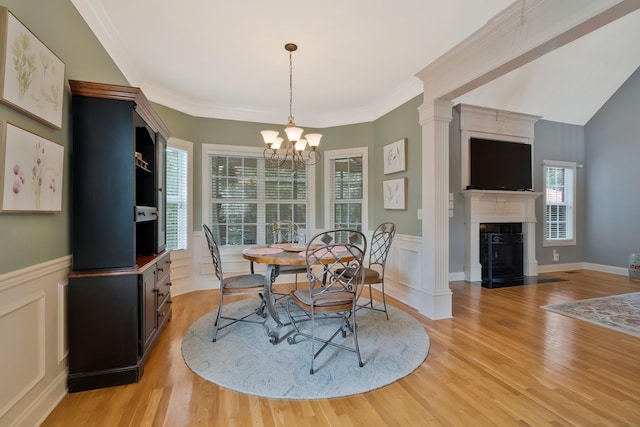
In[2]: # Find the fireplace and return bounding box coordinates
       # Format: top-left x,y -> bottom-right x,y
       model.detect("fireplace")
480,223 -> 523,288
459,104 -> 542,283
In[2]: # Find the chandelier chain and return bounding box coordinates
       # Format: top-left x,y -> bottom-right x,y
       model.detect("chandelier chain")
288,48 -> 294,124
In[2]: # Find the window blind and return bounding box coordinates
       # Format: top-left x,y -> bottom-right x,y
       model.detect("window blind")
208,154 -> 309,246
329,155 -> 363,231
166,146 -> 188,250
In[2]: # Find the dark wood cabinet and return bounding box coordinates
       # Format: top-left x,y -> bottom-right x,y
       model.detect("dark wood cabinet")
67,81 -> 172,392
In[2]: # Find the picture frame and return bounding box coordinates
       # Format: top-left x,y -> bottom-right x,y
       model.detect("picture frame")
383,178 -> 406,210
383,138 -> 406,174
0,122 -> 64,212
0,7 -> 65,129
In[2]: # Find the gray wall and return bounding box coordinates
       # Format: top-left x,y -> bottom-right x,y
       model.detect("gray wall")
533,120 -> 586,265
584,65 -> 640,267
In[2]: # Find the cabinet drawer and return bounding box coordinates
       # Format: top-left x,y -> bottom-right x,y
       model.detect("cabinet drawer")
157,275 -> 171,305
135,205 -> 158,222
157,295 -> 172,327
156,254 -> 171,283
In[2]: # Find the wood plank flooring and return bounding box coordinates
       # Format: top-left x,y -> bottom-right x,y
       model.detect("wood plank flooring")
42,270 -> 640,426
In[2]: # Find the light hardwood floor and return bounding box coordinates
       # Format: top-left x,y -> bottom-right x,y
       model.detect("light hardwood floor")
43,270 -> 640,426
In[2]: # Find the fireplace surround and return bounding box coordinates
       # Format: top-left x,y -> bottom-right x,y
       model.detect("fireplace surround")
459,104 -> 542,283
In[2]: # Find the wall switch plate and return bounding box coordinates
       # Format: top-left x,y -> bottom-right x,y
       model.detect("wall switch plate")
553,249 -> 559,262
417,209 -> 423,220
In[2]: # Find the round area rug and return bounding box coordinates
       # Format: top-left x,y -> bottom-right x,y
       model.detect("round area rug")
181,298 -> 430,399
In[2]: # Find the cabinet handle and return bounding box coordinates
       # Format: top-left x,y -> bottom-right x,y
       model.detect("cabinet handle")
158,291 -> 165,298
158,267 -> 164,272
160,311 -> 166,317
167,282 -> 172,286
167,300 -> 173,304
140,211 -> 146,216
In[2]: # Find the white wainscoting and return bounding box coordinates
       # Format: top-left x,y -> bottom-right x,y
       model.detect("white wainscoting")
190,231 -> 429,311
0,256 -> 71,427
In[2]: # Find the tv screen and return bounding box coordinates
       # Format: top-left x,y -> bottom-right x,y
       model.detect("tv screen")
469,138 -> 532,191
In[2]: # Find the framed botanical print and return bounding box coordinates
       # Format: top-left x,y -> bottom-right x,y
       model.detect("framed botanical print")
0,122 -> 64,212
383,178 -> 406,210
383,138 -> 406,174
0,7 -> 65,128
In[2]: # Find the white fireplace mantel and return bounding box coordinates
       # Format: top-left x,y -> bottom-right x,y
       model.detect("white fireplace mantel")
463,190 -> 542,282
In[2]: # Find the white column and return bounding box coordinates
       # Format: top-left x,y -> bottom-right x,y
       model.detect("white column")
418,99 -> 453,320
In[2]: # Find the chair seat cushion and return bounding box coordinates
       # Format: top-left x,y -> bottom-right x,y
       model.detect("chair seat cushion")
292,288 -> 354,307
223,273 -> 265,289
337,267 -> 380,280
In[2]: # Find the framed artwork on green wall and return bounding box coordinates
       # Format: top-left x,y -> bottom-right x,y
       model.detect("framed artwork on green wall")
383,138 -> 406,174
383,178 -> 406,210
0,7 -> 65,129
0,122 -> 64,212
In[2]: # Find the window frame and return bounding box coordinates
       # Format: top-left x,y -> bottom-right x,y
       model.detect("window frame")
201,143 -> 316,247
543,159 -> 576,247
324,147 -> 368,233
166,137 -> 193,258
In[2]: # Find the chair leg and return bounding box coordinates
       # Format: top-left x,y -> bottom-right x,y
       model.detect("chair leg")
310,306 -> 316,374
212,293 -> 224,342
380,282 -> 389,320
351,306 -> 364,368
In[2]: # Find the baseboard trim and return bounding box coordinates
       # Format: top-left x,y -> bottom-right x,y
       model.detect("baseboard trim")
13,369 -> 67,427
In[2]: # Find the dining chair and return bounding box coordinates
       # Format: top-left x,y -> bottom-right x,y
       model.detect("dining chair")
202,224 -> 267,342
337,222 -> 396,319
255,220 -> 307,289
286,229 -> 367,374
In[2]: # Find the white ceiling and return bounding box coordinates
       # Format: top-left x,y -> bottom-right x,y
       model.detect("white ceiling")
71,0 -> 640,128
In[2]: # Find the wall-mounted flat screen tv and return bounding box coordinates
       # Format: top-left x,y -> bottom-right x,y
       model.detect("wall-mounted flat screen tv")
468,137 -> 532,191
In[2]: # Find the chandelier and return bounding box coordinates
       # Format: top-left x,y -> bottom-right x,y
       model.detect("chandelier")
261,43 -> 322,169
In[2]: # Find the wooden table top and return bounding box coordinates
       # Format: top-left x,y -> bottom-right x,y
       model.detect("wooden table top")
241,246 -> 309,266
242,244 -> 353,266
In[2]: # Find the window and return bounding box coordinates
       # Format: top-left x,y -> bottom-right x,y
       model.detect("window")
166,144 -> 189,250
543,160 -> 576,246
203,145 -> 314,246
325,147 -> 368,234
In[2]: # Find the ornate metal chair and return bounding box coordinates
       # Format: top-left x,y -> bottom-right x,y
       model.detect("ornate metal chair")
337,222 -> 395,319
286,229 -> 367,374
202,224 -> 267,342
360,222 -> 396,318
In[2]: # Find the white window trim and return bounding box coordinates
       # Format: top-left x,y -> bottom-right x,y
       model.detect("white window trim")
543,159 -> 576,247
167,137 -> 194,260
323,147 -> 369,233
201,143 -> 317,245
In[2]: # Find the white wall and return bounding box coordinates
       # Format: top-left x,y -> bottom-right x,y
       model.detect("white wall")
0,257 -> 70,427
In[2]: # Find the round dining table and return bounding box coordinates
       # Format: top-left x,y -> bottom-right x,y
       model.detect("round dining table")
241,244 -> 310,343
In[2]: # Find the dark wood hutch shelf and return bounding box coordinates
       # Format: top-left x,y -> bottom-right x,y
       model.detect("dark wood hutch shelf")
67,80 -> 172,392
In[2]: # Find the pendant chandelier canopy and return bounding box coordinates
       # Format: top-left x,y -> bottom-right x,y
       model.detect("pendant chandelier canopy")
261,43 -> 321,168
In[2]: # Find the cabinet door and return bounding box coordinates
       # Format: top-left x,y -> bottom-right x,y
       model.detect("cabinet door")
140,267 -> 158,354
156,134 -> 167,252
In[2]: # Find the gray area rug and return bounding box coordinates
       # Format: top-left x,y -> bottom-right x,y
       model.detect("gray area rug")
182,297 -> 430,399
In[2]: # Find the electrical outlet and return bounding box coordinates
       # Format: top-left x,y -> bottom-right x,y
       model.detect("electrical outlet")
553,249 -> 559,262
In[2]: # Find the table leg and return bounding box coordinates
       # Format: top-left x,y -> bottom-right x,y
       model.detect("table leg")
264,264 -> 283,344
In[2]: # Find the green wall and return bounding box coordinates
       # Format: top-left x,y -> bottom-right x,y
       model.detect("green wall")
0,0 -> 128,275
0,0 -> 423,276
154,96 -> 423,236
